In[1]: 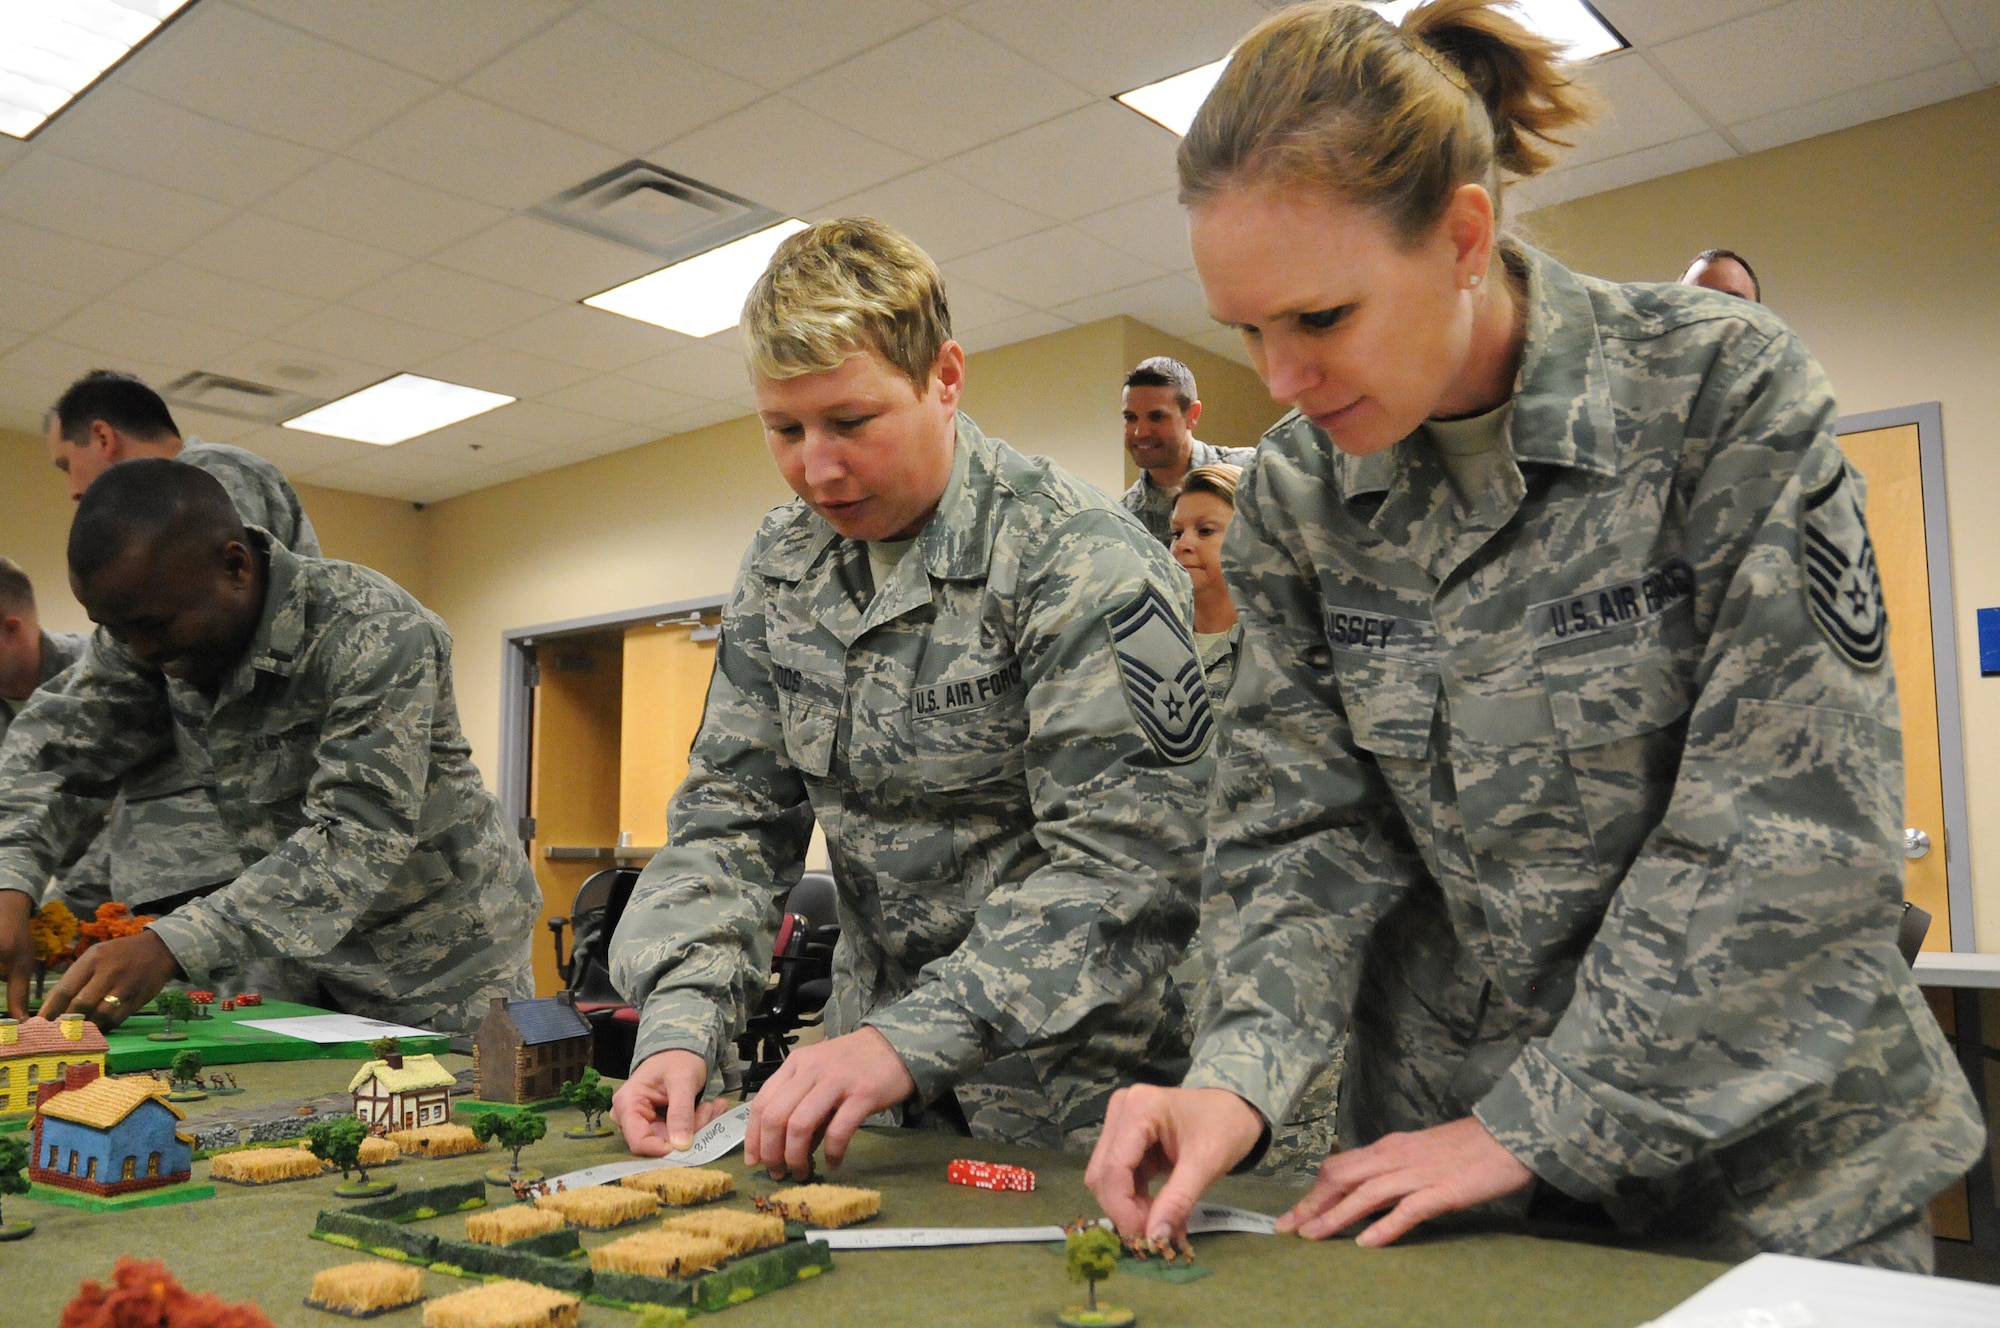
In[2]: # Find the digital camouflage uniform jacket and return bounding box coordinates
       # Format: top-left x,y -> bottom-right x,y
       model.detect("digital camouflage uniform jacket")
1184,244 -> 1984,1258
64,438 -> 325,911
1120,439 -> 1258,545
612,416 -> 1212,1149
0,631 -> 86,748
0,534 -> 538,1033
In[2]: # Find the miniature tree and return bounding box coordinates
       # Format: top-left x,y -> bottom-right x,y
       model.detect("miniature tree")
559,1067 -> 615,1136
1066,1226 -> 1121,1316
472,1109 -> 547,1180
187,991 -> 214,1019
28,900 -> 78,1002
76,902 -> 154,950
368,1035 -> 401,1062
307,1116 -> 389,1197
152,988 -> 195,1041
169,1050 -> 205,1095
0,1135 -> 30,1240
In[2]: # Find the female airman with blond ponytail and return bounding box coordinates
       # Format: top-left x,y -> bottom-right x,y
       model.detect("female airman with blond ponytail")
1087,0 -> 1982,1270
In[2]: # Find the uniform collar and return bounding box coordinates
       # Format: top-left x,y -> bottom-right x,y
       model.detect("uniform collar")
1332,242 -> 1621,502
37,630 -> 75,686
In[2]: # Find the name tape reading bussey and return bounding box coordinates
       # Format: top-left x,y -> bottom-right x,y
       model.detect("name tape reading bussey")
1530,560 -> 1695,648
912,660 -> 1023,718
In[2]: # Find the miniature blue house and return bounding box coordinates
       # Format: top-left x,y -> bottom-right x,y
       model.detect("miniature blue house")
30,1063 -> 193,1196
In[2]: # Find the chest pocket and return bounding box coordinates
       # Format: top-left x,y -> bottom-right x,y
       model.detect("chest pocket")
246,722 -> 318,804
908,660 -> 1028,791
1535,603 -> 1697,749
1325,606 -> 1443,761
773,676 -> 842,779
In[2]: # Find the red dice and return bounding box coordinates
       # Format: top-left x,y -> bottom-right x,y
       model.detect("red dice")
947,1159 -> 1035,1192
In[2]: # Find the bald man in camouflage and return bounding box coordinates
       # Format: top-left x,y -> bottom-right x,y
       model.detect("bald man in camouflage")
0,460 -> 535,1029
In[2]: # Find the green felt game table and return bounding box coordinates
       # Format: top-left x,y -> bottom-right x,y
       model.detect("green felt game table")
1,1057 -> 1730,1326
100,1000 -> 452,1073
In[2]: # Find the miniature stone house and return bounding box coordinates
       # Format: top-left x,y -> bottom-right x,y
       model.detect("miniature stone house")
348,1051 -> 456,1130
30,1063 -> 193,1195
472,996 -> 593,1103
0,1014 -> 109,1115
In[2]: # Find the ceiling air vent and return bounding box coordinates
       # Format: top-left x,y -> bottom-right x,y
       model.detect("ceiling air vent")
164,372 -> 322,425
532,160 -> 787,263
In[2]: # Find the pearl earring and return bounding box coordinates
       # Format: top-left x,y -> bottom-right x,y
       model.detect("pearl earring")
1467,274 -> 1483,288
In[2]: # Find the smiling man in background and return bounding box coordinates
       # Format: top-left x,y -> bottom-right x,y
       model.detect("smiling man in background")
1117,356 -> 1255,546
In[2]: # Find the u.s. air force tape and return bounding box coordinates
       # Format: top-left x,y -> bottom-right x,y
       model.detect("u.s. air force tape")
1529,560 -> 1695,648
1801,465 -> 1887,670
1106,584 -> 1212,763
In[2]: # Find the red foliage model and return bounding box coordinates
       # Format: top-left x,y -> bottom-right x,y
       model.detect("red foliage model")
60,1258 -> 275,1328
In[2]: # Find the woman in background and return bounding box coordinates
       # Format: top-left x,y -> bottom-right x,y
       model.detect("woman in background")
1169,462 -> 1246,701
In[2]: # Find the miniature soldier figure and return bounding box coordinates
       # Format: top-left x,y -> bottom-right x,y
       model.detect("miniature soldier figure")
611,218 -> 1210,1175
0,461 -> 538,1033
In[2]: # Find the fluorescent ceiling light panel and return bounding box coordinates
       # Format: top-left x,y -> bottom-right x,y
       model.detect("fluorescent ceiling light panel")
282,374 -> 514,446
0,0 -> 194,140
1115,1 -> 1624,137
584,218 -> 811,338
1115,58 -> 1228,137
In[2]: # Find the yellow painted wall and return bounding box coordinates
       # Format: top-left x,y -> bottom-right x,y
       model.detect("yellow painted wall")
0,426 -> 427,632
1521,87 -> 2000,948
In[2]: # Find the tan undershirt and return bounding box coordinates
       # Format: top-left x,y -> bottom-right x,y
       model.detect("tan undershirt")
867,537 -> 918,599
1424,399 -> 1516,519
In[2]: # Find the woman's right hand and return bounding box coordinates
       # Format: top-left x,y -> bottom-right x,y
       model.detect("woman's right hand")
1084,1084 -> 1269,1242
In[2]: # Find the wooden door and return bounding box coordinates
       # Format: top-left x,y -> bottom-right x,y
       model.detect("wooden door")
619,622 -> 719,850
1838,424 -> 1949,949
527,637 -> 624,995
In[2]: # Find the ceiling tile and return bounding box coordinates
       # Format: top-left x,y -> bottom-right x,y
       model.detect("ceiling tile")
0,154 -> 233,257
0,277 -> 92,335
941,102 -> 1179,222
489,303 -> 686,372
108,263 -> 322,338
207,340 -> 404,401
393,418 -> 567,469
593,0 -> 933,90
33,85 -> 325,210
788,18 -> 1092,160
818,166 -> 1053,262
0,219 -> 153,296
658,400 -> 753,435
205,425 -> 364,477
1071,192 -> 1192,272
256,159 -> 507,260
465,10 -> 762,154
955,309 -> 1074,354
178,214 -> 410,301
945,280 -> 1034,333
47,302 -> 250,369
951,226 -> 1166,308
347,91 -> 627,210
168,406 -> 264,444
1052,273 -> 1212,337
274,305 -> 468,369
413,342 -> 598,399
463,398 -> 612,447
1936,0 -> 2000,54
1730,59 -> 1983,154
955,0 -> 1265,96
238,0 -> 579,83
1512,132 -> 1735,214
1562,53 -> 1714,167
428,215 -> 661,302
538,374 -> 707,425
1588,0 -> 1781,46
121,2 -> 436,151
1181,323 -> 1254,369
346,265 -> 559,340
619,340 -> 751,400
1976,47 -> 2000,84
0,337 -> 180,402
654,97 -> 921,215
1653,0 -> 1962,125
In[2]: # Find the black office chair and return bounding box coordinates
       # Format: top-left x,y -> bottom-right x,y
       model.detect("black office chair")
550,867 -> 841,1087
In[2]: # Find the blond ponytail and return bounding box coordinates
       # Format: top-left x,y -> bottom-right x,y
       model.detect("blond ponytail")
1179,0 -> 1594,236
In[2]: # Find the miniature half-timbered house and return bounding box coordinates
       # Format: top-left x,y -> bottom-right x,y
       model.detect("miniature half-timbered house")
30,1063 -> 193,1195
0,1014 -> 109,1115
348,1052 -> 456,1130
473,996 -> 593,1103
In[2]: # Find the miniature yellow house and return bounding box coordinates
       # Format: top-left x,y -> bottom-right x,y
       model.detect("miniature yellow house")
0,1014 -> 109,1115
349,1051 -> 456,1131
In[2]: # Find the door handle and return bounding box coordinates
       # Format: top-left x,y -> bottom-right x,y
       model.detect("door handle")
1904,828 -> 1932,860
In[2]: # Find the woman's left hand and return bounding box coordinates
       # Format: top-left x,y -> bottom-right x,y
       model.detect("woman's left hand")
1278,1115 -> 1535,1246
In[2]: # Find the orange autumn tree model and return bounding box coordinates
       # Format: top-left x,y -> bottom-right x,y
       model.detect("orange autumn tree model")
61,1258 -> 275,1328
77,902 -> 157,948
29,901 -> 80,1001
